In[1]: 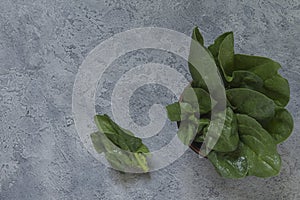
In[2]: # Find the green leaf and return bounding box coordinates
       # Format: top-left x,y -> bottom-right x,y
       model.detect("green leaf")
198,118 -> 210,132
166,102 -> 194,122
218,32 -> 234,79
192,27 -> 204,46
201,107 -> 239,152
208,32 -> 234,81
188,28 -> 206,89
91,131 -> 149,172
229,70 -> 264,90
106,149 -> 149,173
237,114 -> 281,177
188,27 -> 219,91
92,115 -> 150,172
91,132 -> 106,153
208,114 -> 282,178
207,107 -> 239,152
94,115 -> 149,153
226,88 -> 275,121
263,108 -> 294,144
188,35 -> 208,91
233,54 -> 289,106
177,116 -> 199,145
208,32 -> 233,62
262,75 -> 290,107
234,54 -> 281,77
194,118 -> 210,143
181,87 -> 216,114
207,143 -> 248,179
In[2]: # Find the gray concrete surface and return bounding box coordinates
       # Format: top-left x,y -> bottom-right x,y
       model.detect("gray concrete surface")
1,0 -> 300,199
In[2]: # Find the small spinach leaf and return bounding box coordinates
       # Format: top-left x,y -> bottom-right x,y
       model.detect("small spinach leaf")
177,115 -> 199,145
202,107 -> 239,152
208,32 -> 234,81
166,102 -> 194,122
91,131 -> 149,172
188,27 -> 207,89
92,115 -> 150,172
181,87 -> 216,114
263,107 -> 294,144
208,32 -> 233,63
198,118 -> 210,133
218,32 -> 234,79
262,75 -> 290,107
192,26 -> 204,46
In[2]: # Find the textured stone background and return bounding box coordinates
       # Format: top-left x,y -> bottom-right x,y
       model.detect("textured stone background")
1,0 -> 300,199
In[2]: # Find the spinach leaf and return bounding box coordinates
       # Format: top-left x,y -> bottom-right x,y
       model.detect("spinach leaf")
230,70 -> 264,90
208,32 -> 233,64
211,107 -> 239,152
91,131 -> 149,172
198,118 -> 210,133
263,107 -> 294,144
181,87 -> 216,114
208,32 -> 234,81
234,54 -> 280,76
193,119 -> 210,143
208,114 -> 282,178
237,114 -> 281,177
226,88 -> 275,121
91,132 -> 106,153
201,107 -> 239,152
192,26 -> 204,46
177,116 -> 199,146
262,74 -> 290,107
233,54 -> 289,106
94,115 -> 149,153
188,27 -> 208,90
166,102 -> 194,122
218,33 -> 234,80
207,143 -> 248,179
229,71 -> 290,107
91,115 -> 150,172
188,27 -> 222,92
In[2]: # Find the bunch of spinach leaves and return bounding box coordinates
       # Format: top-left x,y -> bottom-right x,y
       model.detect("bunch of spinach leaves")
166,27 -> 293,178
90,27 -> 293,178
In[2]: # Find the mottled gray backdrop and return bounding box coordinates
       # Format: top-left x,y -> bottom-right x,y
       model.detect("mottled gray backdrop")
1,0 -> 300,199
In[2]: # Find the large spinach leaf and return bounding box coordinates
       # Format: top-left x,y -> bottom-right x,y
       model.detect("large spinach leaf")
233,54 -> 290,106
208,35 -> 289,107
208,114 -> 282,178
226,88 -> 275,121
237,114 -> 281,177
207,143 -> 248,178
229,70 -> 264,90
